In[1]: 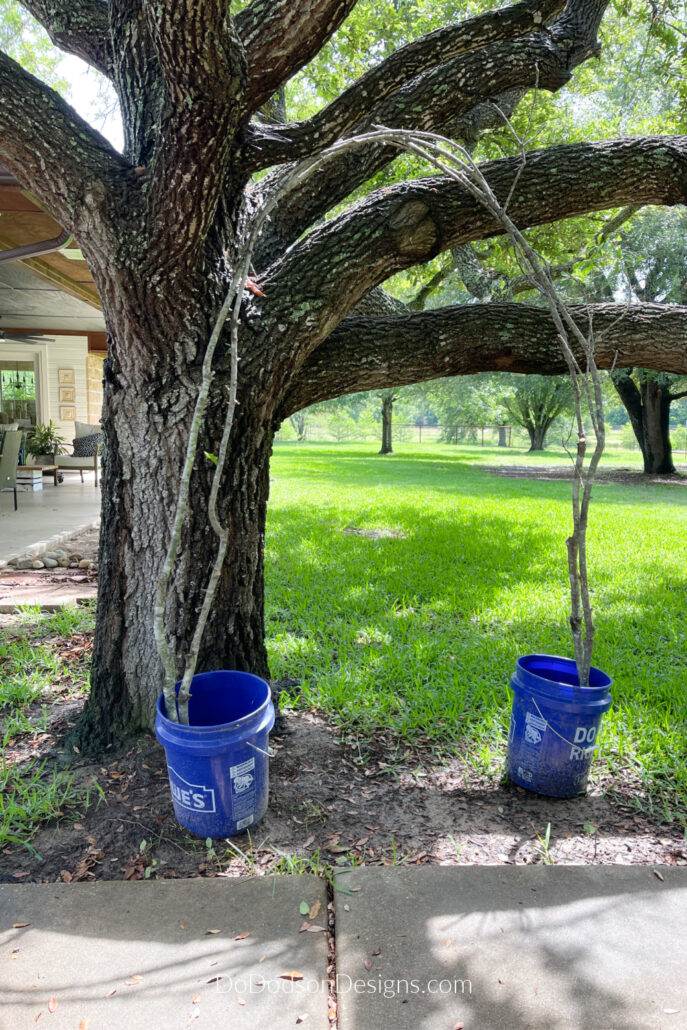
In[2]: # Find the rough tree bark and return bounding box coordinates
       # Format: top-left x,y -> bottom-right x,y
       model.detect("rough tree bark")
1,0 -> 686,748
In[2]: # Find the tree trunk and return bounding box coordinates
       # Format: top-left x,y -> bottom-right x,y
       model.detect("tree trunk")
379,394 -> 394,454
71,320 -> 275,751
497,424 -> 507,447
289,411 -> 307,440
612,370 -> 675,474
528,424 -> 548,451
640,376 -> 675,474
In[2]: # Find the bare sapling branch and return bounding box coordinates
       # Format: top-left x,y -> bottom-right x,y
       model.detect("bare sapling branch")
367,123 -> 606,685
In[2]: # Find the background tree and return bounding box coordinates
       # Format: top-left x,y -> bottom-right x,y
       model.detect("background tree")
502,375 -> 573,451
607,209 -> 687,473
378,388 -> 398,455
2,0 -> 687,749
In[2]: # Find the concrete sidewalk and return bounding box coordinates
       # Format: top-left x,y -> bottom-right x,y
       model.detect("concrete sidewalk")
1,868 -> 686,1030
0,877 -> 330,1030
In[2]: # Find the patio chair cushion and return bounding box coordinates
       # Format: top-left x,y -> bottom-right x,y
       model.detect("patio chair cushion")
72,432 -> 101,457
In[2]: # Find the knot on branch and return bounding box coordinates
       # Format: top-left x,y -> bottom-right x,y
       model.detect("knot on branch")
388,200 -> 438,258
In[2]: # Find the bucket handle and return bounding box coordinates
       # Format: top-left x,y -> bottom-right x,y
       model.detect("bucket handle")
247,740 -> 276,758
531,698 -> 599,751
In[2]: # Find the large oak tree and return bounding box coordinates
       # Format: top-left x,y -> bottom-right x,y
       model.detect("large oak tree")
2,0 -> 686,749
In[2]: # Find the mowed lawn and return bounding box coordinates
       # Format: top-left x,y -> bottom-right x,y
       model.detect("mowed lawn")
266,442 -> 687,816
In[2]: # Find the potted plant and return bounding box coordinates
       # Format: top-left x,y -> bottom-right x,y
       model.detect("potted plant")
25,421 -> 66,464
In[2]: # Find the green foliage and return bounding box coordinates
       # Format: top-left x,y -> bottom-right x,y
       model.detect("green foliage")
26,421 -> 66,457
0,1 -> 67,89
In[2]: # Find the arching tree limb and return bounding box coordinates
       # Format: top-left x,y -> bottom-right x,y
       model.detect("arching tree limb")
245,0 -> 565,167
280,303 -> 687,415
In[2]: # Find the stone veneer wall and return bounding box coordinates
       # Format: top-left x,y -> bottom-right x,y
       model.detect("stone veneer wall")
87,352 -> 105,424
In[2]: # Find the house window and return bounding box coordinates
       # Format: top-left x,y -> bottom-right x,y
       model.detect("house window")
0,362 -> 36,422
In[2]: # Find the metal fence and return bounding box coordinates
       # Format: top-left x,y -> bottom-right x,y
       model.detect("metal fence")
277,422 -> 515,445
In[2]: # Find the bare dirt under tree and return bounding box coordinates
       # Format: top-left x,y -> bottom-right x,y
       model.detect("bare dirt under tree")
2,677 -> 686,885
480,463 -> 687,487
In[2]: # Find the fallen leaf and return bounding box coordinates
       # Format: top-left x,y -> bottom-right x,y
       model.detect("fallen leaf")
372,947 -> 382,956
445,938 -> 452,947
105,989 -> 117,998
654,870 -> 665,881
192,994 -> 200,1004
205,928 -> 221,935
234,931 -> 251,940
187,1014 -> 199,1025
296,1016 -> 308,1024
12,922 -> 30,928
363,958 -> 372,971
299,901 -> 310,916
124,975 -> 143,986
238,997 -> 246,1006
452,1023 -> 465,1030
299,921 -> 311,933
309,899 -> 321,920
306,925 -> 326,933
34,1015 -> 41,1023
79,1019 -> 91,1030
47,997 -> 57,1013
258,956 -> 266,963
302,835 -> 315,849
206,977 -> 223,984
280,971 -> 304,981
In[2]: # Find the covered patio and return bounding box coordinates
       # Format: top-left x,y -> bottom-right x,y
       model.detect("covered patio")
0,163 -> 105,566
0,471 -> 100,564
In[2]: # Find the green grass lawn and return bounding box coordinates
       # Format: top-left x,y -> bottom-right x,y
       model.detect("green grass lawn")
267,441 -> 687,818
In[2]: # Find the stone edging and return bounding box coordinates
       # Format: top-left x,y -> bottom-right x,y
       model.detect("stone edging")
0,518 -> 101,569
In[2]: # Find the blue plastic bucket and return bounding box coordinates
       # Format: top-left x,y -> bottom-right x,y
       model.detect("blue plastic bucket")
506,654 -> 612,797
155,670 -> 275,838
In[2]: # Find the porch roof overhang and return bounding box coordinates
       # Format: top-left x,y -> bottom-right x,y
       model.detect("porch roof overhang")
0,164 -> 105,336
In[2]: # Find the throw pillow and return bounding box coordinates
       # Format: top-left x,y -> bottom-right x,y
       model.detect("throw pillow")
72,432 -> 101,457
75,420 -> 101,439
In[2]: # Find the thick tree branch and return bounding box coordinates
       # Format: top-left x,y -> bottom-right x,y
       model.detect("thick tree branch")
245,0 -> 565,166
141,0 -> 247,266
280,304 -> 687,415
262,135 -> 687,372
236,0 -> 357,116
18,0 -> 113,77
253,0 -> 610,266
0,49 -> 128,232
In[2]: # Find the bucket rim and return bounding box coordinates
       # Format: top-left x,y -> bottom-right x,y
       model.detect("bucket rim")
155,669 -> 273,735
515,653 -> 612,692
